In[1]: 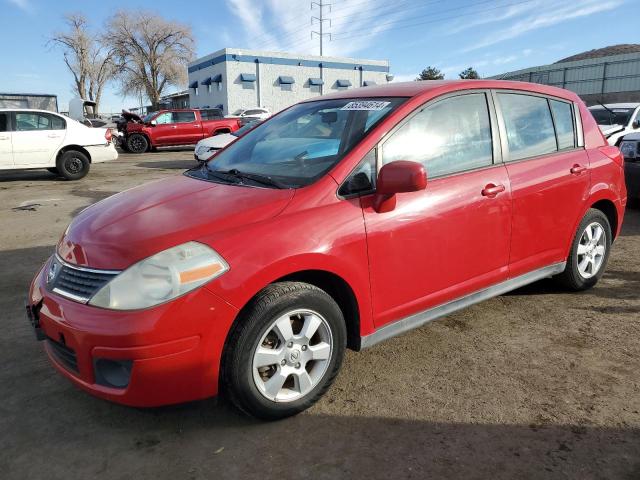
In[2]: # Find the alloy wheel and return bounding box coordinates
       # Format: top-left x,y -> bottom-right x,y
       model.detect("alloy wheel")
576,221 -> 606,279
252,309 -> 333,402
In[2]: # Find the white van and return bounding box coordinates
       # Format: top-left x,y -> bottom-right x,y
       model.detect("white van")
0,109 -> 118,180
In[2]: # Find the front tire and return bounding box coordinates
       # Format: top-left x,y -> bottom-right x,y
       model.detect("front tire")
223,282 -> 346,420
126,134 -> 149,154
557,209 -> 611,291
56,151 -> 90,180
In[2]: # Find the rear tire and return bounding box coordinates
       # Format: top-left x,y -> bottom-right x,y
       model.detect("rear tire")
126,134 -> 149,154
56,151 -> 90,180
223,282 -> 346,420
556,209 -> 611,291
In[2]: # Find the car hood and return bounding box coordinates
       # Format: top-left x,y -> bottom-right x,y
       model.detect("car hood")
121,110 -> 143,122
57,174 -> 295,270
197,133 -> 235,149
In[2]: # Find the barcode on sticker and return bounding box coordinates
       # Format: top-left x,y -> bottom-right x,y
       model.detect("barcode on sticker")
341,101 -> 390,111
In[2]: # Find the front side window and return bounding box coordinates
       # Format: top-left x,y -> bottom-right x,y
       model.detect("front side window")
173,111 -> 196,123
154,112 -> 173,124
191,97 -> 405,188
498,93 -> 557,161
0,113 -> 8,132
381,93 -> 493,178
15,112 -> 65,131
550,100 -> 576,150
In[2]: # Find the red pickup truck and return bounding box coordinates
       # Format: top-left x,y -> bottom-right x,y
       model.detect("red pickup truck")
117,108 -> 241,153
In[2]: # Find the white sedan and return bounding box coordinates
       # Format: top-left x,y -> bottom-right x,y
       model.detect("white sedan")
194,120 -> 261,162
0,108 -> 118,180
228,108 -> 271,121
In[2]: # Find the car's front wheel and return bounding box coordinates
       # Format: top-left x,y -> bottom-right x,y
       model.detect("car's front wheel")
223,282 -> 346,420
126,134 -> 149,154
557,208 -> 612,290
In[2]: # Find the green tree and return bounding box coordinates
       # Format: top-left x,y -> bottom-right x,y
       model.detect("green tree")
459,67 -> 480,79
416,66 -> 444,81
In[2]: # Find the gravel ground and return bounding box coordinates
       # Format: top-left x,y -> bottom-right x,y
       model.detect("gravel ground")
1,150 -> 639,479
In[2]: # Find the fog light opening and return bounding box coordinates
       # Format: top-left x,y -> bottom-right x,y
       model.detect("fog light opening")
94,358 -> 133,389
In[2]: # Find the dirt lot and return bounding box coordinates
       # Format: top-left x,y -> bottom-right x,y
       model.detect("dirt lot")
1,150 -> 639,479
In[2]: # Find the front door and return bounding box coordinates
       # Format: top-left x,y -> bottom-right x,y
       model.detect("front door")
12,111 -> 66,166
0,112 -> 12,168
361,91 -> 512,328
493,92 -> 591,277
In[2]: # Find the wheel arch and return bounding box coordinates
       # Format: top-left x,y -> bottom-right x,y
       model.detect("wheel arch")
212,128 -> 231,136
56,144 -> 92,163
590,198 -> 618,239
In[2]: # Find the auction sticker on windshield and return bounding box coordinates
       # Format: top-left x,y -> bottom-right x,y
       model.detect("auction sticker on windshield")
341,101 -> 391,111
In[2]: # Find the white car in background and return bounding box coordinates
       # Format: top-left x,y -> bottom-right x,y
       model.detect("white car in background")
194,120 -> 262,162
0,109 -> 117,180
228,107 -> 271,121
588,103 -> 640,146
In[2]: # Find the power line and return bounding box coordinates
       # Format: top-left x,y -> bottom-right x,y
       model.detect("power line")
333,0 -> 535,40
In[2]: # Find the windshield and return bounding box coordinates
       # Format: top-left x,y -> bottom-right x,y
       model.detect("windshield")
589,107 -> 635,126
199,98 -> 405,188
232,121 -> 260,137
143,112 -> 158,123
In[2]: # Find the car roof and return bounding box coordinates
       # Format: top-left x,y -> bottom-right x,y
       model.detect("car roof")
588,103 -> 640,109
302,80 -> 581,103
0,108 -> 63,114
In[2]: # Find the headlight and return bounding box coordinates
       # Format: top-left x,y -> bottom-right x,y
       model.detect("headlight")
195,145 -> 207,156
89,242 -> 229,310
620,141 -> 637,159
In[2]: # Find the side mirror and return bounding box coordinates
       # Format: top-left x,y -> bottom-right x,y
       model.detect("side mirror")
374,161 -> 427,212
633,120 -> 640,129
150,120 -> 157,126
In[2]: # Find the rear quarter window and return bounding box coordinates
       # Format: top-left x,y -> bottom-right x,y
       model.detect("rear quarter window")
550,100 -> 576,150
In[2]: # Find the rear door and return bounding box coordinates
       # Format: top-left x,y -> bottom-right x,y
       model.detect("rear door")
360,91 -> 512,327
0,112 -> 12,168
172,111 -> 203,144
12,111 -> 66,166
493,91 -> 590,277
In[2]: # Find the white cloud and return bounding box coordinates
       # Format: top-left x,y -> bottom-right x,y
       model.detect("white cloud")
7,0 -> 32,12
461,0 -> 625,52
225,0 -> 408,57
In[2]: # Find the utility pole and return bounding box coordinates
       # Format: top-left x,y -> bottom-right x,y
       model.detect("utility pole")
311,0 -> 331,56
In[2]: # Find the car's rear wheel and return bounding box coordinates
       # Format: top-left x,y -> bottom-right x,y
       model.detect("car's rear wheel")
223,282 -> 346,420
126,134 -> 149,154
557,209 -> 611,291
56,150 -> 90,180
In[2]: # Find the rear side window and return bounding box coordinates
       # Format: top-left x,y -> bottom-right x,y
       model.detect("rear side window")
15,112 -> 66,131
498,93 -> 556,161
550,100 -> 576,150
173,111 -> 196,123
244,109 -> 265,116
381,93 -> 493,178
201,109 -> 223,120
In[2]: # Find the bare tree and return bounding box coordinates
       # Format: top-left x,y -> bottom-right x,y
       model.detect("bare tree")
49,14 -> 116,114
105,11 -> 195,110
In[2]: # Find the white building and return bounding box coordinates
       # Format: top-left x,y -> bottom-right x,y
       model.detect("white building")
187,48 -> 392,115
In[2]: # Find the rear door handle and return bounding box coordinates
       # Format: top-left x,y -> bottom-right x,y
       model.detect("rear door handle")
481,183 -> 506,198
193,124 -> 200,127
47,134 -> 60,138
0,135 -> 9,140
570,164 -> 587,174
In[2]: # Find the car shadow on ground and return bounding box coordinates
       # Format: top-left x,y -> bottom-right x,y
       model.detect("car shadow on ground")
0,170 -> 65,183
135,159 -> 198,170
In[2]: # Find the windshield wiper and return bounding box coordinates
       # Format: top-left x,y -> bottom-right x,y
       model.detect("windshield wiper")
199,163 -> 242,184
217,169 -> 288,189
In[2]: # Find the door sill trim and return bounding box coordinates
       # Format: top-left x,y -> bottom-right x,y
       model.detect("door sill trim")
359,262 -> 566,349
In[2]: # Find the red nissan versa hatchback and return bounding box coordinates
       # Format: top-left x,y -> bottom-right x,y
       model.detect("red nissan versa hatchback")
28,80 -> 626,419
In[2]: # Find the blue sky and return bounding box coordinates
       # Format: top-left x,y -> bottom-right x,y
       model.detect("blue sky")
0,0 -> 632,113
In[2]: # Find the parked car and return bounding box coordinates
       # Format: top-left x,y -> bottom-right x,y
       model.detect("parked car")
618,133 -> 640,201
0,108 -> 117,180
229,107 -> 271,122
28,80 -> 626,419
117,108 -> 241,153
588,103 -> 640,146
194,120 -> 262,162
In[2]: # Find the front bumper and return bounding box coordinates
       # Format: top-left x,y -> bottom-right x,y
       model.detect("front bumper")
28,260 -> 238,407
625,160 -> 640,199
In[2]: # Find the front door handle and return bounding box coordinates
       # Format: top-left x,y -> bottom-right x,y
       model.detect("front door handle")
47,134 -> 60,138
481,183 -> 506,198
171,125 -> 178,129
570,164 -> 587,174
193,124 -> 200,127
0,135 -> 9,140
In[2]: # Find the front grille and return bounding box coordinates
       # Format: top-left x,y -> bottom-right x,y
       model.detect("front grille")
48,256 -> 119,303
46,337 -> 79,373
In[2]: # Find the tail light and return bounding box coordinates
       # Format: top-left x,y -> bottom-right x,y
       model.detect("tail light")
598,146 -> 624,168
105,128 -> 112,143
